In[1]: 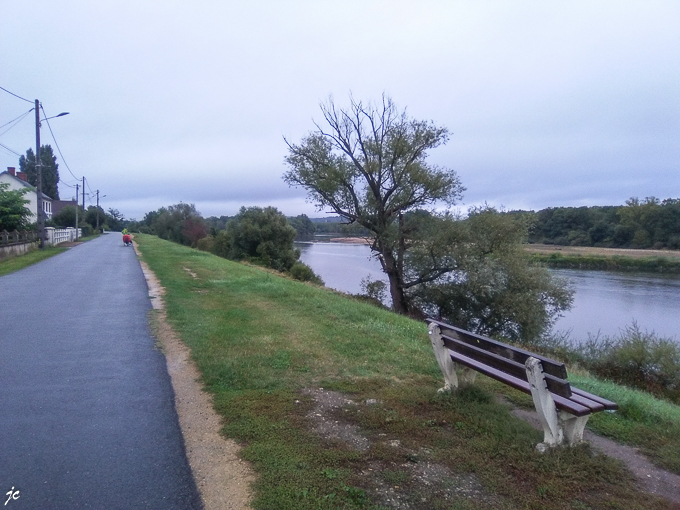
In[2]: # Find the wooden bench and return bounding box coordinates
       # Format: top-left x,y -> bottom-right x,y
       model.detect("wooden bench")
427,319 -> 617,451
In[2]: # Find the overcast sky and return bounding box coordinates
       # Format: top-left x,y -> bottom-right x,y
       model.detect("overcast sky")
1,1 -> 678,221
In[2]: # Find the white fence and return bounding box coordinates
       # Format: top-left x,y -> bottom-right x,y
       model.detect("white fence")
45,227 -> 82,246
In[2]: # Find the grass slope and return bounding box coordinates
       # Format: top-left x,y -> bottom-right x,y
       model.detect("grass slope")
136,234 -> 677,509
0,246 -> 67,276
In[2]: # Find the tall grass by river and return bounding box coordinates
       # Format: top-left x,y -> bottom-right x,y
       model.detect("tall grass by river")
135,234 -> 680,509
529,251 -> 680,273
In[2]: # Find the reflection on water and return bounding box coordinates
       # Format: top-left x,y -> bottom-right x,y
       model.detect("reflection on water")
297,241 -> 680,342
550,269 -> 680,341
296,242 -> 387,296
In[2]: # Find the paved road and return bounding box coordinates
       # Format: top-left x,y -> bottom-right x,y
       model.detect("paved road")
0,234 -> 202,509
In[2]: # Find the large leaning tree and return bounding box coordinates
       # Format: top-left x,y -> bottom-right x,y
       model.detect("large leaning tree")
284,95 -> 464,314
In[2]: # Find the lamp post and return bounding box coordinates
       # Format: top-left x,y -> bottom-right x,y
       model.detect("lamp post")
35,101 -> 69,248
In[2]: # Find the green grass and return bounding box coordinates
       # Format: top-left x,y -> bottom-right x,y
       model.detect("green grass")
531,252 -> 680,272
0,246 -> 67,276
135,234 -> 679,509
569,375 -> 680,473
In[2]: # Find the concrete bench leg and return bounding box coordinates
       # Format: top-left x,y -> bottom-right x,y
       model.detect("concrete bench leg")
525,357 -> 592,450
428,323 -> 458,392
460,367 -> 477,385
525,356 -> 564,451
559,412 -> 589,445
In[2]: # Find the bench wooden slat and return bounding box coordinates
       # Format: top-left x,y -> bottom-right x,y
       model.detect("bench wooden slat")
441,334 -> 573,399
448,350 -> 592,417
569,393 -> 605,413
571,387 -> 618,411
429,319 -> 568,380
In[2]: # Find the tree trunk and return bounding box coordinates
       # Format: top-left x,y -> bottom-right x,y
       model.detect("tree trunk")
381,250 -> 409,314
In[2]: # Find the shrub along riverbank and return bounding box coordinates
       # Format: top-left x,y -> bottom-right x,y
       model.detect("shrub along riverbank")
135,234 -> 680,509
531,252 -> 680,272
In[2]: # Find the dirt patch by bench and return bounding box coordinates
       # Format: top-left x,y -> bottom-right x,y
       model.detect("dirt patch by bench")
302,387 -> 504,509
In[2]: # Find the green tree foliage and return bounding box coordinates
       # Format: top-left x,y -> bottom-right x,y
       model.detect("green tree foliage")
289,261 -> 324,284
284,95 -> 464,313
84,205 -> 107,230
204,215 -> 231,236
18,145 -> 60,200
618,197 -> 680,249
525,197 -> 680,249
137,209 -> 162,234
213,206 -> 300,271
107,208 -> 126,232
407,208 -> 573,341
50,205 -> 80,228
288,214 -> 316,238
144,203 -> 207,246
0,182 -> 32,231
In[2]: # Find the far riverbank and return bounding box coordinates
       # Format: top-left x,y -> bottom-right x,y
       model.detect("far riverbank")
527,244 -> 680,272
321,238 -> 680,259
318,238 -> 680,272
525,244 -> 680,259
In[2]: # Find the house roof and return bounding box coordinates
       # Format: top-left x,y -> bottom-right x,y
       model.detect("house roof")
0,171 -> 53,201
52,199 -> 78,216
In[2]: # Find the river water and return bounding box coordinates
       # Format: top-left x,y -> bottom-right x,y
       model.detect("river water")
296,241 -> 680,342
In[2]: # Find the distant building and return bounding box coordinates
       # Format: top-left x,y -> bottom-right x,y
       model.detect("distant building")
0,167 -> 53,222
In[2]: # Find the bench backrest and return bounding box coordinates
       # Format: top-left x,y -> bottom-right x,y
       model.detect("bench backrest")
427,319 -> 573,398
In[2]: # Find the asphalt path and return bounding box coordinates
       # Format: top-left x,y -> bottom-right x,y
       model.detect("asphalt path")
0,234 -> 202,509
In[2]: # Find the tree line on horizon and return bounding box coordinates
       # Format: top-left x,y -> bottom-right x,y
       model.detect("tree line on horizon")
511,197 -> 680,250
282,196 -> 680,252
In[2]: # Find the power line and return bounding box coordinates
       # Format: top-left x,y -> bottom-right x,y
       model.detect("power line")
0,85 -> 33,104
0,141 -> 21,157
0,108 -> 33,132
0,111 -> 33,138
40,105 -> 80,181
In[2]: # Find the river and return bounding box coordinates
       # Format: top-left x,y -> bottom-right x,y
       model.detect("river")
296,241 -> 680,342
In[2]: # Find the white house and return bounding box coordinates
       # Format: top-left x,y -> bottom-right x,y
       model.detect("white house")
0,167 -> 53,223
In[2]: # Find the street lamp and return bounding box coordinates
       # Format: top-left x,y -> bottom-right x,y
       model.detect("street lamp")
35,100 -> 69,248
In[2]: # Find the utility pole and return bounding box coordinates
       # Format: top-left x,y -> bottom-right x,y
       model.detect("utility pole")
35,99 -> 44,248
82,176 -> 85,219
75,183 -> 79,239
96,190 -> 100,232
